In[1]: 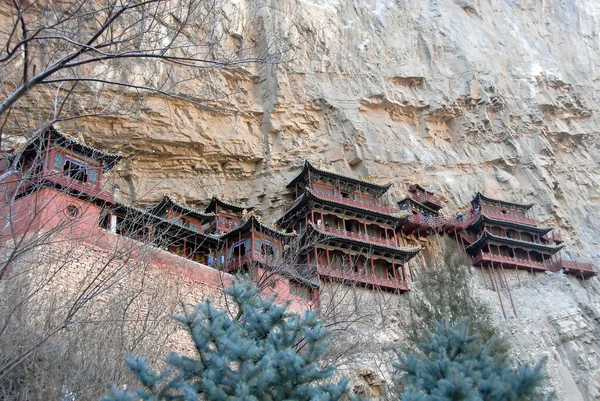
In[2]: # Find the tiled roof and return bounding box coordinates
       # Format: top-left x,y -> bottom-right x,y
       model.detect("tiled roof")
468,214 -> 552,234
205,196 -> 253,214
473,192 -> 534,210
306,222 -> 421,256
466,230 -> 564,254
286,160 -> 392,192
219,214 -> 296,240
149,196 -> 216,219
397,196 -> 440,215
280,188 -> 409,226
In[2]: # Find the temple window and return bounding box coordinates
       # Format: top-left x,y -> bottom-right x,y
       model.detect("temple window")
63,159 -> 88,183
231,241 -> 247,257
260,240 -> 276,256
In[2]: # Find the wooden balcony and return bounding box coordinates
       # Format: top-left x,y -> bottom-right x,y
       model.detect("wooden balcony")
481,209 -> 537,226
472,253 -> 551,272
312,189 -> 399,214
543,231 -> 563,244
316,264 -> 409,291
224,251 -> 277,271
410,191 -> 444,209
224,251 -> 320,284
316,224 -> 399,248
555,260 -> 596,279
40,173 -> 114,203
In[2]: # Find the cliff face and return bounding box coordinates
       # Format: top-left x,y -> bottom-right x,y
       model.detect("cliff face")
46,0 -> 600,398
81,0 -> 599,259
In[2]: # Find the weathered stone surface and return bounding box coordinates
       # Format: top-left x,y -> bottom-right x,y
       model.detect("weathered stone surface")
4,0 -> 600,398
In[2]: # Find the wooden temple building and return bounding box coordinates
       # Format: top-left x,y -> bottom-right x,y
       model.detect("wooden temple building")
0,128 -> 596,314
459,193 -> 596,279
398,184 -> 455,236
277,161 -> 422,292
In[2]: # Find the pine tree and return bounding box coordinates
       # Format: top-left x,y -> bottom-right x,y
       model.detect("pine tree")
408,237 -> 508,356
395,320 -> 546,401
101,279 -> 349,401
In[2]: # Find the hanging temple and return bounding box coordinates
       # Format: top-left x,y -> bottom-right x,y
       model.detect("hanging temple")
0,127 -> 595,312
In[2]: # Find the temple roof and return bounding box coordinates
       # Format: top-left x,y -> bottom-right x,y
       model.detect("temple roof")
149,196 -> 215,221
219,214 -> 296,240
472,192 -> 534,210
466,230 -> 565,255
286,160 -> 392,196
278,188 -> 409,227
467,213 -> 552,234
205,196 -> 252,214
20,126 -> 123,170
306,222 -> 421,261
409,184 -> 434,195
107,201 -> 220,245
397,197 -> 440,215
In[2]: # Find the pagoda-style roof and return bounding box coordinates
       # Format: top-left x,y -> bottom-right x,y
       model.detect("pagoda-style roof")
306,222 -> 421,262
149,196 -> 215,221
472,192 -> 534,211
397,197 -> 440,216
409,184 -> 433,195
467,214 -> 553,235
278,188 -> 409,228
286,160 -> 392,198
19,126 -> 123,171
205,196 -> 252,214
106,202 -> 220,246
219,214 -> 296,241
466,230 -> 565,255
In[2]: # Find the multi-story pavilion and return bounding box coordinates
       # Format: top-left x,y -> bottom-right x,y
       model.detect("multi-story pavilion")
462,192 -> 565,272
278,161 -> 421,292
398,184 -> 453,236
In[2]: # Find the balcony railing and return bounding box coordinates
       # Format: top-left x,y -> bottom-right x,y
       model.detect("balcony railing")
316,224 -> 399,248
311,189 -> 399,215
224,251 -> 280,271
224,252 -> 321,284
472,253 -> 550,271
316,264 -> 409,291
542,231 -> 563,244
44,173 -> 114,202
556,260 -> 595,274
481,209 -> 537,226
407,214 -> 456,229
411,191 -> 444,208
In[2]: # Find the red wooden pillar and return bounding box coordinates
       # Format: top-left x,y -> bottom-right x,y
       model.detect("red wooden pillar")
326,247 -> 330,267
225,237 -> 229,268
370,257 -> 375,277
363,221 -> 368,237
238,230 -> 242,268
251,219 -> 256,262
392,260 -> 398,281
314,247 -> 319,268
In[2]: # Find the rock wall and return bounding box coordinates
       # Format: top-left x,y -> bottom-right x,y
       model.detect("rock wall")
6,0 -> 600,399
69,0 -> 599,261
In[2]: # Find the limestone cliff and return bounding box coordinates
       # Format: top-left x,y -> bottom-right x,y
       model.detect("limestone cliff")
31,0 -> 600,399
